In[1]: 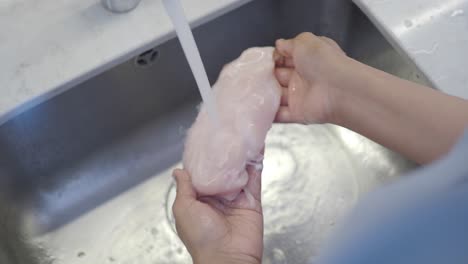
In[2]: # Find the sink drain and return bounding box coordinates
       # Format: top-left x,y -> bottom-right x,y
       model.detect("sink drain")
134,48 -> 159,67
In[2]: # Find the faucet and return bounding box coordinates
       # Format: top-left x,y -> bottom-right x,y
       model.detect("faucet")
102,0 -> 141,13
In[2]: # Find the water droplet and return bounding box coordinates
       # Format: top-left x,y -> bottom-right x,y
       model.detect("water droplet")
77,252 -> 86,258
271,248 -> 287,264
176,247 -> 183,254
165,250 -> 174,258
404,19 -> 413,28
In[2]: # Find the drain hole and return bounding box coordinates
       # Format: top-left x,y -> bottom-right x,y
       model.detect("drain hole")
150,50 -> 159,61
134,48 -> 159,67
136,58 -> 147,66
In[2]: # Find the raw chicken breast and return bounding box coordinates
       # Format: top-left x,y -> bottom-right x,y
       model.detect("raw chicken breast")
183,47 -> 281,200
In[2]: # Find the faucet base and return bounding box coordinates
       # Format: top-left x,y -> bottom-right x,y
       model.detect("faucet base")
102,0 -> 141,13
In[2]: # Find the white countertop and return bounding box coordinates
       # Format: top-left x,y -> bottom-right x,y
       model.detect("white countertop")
0,0 -> 251,125
2,0 -> 467,126
354,0 -> 468,99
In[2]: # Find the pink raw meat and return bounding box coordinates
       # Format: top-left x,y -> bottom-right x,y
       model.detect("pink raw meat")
183,47 -> 281,200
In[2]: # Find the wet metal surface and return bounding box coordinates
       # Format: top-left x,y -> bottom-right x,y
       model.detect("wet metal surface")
354,0 -> 468,99
31,121 -> 414,264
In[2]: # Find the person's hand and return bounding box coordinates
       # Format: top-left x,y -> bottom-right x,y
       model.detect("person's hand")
274,32 -> 351,124
172,166 -> 263,264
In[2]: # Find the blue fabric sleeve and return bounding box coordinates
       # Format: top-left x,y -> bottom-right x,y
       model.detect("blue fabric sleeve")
317,132 -> 468,264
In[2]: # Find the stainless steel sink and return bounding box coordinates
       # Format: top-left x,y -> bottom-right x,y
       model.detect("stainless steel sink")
0,0 -> 428,263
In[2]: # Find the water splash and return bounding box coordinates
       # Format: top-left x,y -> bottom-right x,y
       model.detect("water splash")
411,43 -> 439,55
451,9 -> 465,17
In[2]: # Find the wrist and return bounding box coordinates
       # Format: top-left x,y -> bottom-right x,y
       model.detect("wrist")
193,252 -> 261,264
327,57 -> 372,126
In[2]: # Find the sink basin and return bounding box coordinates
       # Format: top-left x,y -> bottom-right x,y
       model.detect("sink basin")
0,0 -> 426,263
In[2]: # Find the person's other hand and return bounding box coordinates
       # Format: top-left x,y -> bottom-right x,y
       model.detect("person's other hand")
274,32 -> 350,124
172,166 -> 263,264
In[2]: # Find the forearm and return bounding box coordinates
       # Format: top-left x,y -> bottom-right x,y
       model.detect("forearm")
331,58 -> 468,164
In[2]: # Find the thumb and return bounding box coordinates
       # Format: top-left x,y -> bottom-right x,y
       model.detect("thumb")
173,169 -> 196,200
